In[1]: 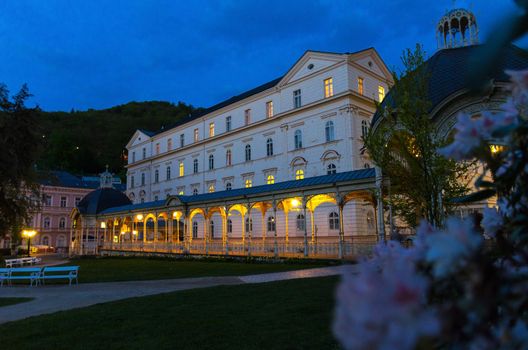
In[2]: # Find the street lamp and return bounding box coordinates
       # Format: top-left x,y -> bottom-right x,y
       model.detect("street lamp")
22,229 -> 37,257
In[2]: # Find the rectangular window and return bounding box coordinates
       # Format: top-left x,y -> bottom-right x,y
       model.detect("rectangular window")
266,101 -> 273,118
293,89 -> 302,108
180,134 -> 185,147
132,151 -> 136,163
378,85 -> 385,102
324,78 -> 333,98
155,143 -> 160,155
179,162 -> 184,177
130,176 -> 135,188
60,196 -> 67,208
75,197 -> 81,206
358,77 -> 364,95
194,128 -> 199,142
142,147 -> 146,159
44,195 -> 52,206
167,139 -> 172,151
244,109 -> 251,126
226,116 -> 232,132
209,122 -> 215,137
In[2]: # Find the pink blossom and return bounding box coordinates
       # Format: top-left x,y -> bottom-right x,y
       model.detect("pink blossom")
334,241 -> 439,350
425,217 -> 482,278
505,69 -> 528,105
439,113 -> 483,160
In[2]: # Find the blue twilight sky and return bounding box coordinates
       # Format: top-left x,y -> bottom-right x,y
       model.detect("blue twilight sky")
0,0 -> 526,111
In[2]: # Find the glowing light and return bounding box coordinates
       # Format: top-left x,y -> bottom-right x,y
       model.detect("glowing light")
291,199 -> 300,207
100,222 -> 106,229
22,230 -> 37,238
136,214 -> 144,221
490,144 -> 504,154
132,230 -> 138,235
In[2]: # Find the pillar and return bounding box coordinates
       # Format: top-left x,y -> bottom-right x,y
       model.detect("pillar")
247,204 -> 252,257
273,201 -> 278,258
302,197 -> 308,257
225,209 -> 229,256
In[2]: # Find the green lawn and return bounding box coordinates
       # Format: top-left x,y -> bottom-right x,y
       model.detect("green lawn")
0,276 -> 340,350
66,257 -> 331,283
0,298 -> 33,307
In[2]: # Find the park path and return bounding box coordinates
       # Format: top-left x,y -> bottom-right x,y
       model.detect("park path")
0,264 -> 357,324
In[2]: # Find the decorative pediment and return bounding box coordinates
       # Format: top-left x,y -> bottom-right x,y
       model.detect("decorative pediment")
126,129 -> 153,149
348,48 -> 393,82
278,51 -> 346,87
166,195 -> 184,207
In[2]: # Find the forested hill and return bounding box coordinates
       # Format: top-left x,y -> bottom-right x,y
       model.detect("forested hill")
37,101 -> 199,178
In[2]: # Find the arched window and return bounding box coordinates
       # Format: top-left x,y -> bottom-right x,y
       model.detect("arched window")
245,144 -> 251,161
361,120 -> 369,138
294,130 -> 303,149
327,163 -> 337,175
267,216 -> 276,232
141,173 -> 145,186
325,121 -> 335,142
193,188 -> 198,195
193,159 -> 198,173
266,138 -> 273,157
192,221 -> 198,238
208,184 -> 215,193
43,217 -> 51,229
154,169 -> 159,183
245,217 -> 253,233
329,212 -> 340,230
227,219 -> 233,233
209,154 -> 214,170
210,220 -> 215,238
296,214 -> 305,231
226,149 -> 232,166
59,217 -> 66,229
367,210 -> 375,231
226,182 -> 232,190
245,179 -> 252,188
295,169 -> 304,180
42,236 -> 50,246
267,175 -> 275,185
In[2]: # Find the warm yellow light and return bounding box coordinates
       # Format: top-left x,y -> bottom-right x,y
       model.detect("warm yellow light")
291,199 -> 300,207
100,222 -> 107,229
490,144 -> 504,154
172,212 -> 178,218
22,229 -> 37,238
136,214 -> 144,221
120,231 -> 126,235
132,230 -> 138,235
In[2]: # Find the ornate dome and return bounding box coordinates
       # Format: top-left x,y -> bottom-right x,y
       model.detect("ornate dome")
437,8 -> 478,50
77,187 -> 132,215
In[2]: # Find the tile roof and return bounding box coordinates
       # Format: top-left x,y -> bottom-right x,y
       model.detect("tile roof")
38,171 -> 99,189
100,168 -> 376,215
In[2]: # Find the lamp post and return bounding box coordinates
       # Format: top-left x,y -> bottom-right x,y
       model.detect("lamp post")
22,229 -> 37,257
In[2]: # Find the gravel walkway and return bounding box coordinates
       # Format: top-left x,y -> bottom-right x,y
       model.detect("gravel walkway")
0,265 -> 356,324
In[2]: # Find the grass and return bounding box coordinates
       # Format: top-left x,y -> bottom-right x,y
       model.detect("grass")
0,298 -> 33,307
64,257 -> 330,283
0,276 -> 340,350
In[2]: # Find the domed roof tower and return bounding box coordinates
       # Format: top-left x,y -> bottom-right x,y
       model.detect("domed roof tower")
436,7 -> 479,50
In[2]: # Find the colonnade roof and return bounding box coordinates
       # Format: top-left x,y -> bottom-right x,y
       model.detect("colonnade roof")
100,168 -> 376,215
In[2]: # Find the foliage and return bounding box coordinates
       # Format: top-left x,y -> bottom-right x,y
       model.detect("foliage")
364,44 -> 473,227
0,84 -> 41,239
334,66 -> 528,350
37,101 -> 198,178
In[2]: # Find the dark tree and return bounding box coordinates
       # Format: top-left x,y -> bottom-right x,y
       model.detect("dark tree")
0,84 -> 42,240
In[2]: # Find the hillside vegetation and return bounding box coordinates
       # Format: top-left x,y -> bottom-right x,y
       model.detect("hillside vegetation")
37,101 -> 198,178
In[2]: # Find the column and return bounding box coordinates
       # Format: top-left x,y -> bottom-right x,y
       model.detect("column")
154,214 -> 159,243
261,210 -> 267,243
224,209 -> 229,256
204,216 -> 209,256
247,204 -> 252,257
284,209 -> 289,244
273,201 -> 278,258
336,193 -> 344,259
302,197 -> 308,257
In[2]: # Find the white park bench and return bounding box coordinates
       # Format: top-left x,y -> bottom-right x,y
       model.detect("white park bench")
5,257 -> 42,268
0,268 -> 10,287
41,266 -> 79,286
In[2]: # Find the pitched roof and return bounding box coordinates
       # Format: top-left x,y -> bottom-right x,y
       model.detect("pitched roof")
38,171 -> 99,189
99,168 -> 375,215
371,44 -> 528,126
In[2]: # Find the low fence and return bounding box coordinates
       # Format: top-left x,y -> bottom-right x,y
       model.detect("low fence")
98,237 -> 380,260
